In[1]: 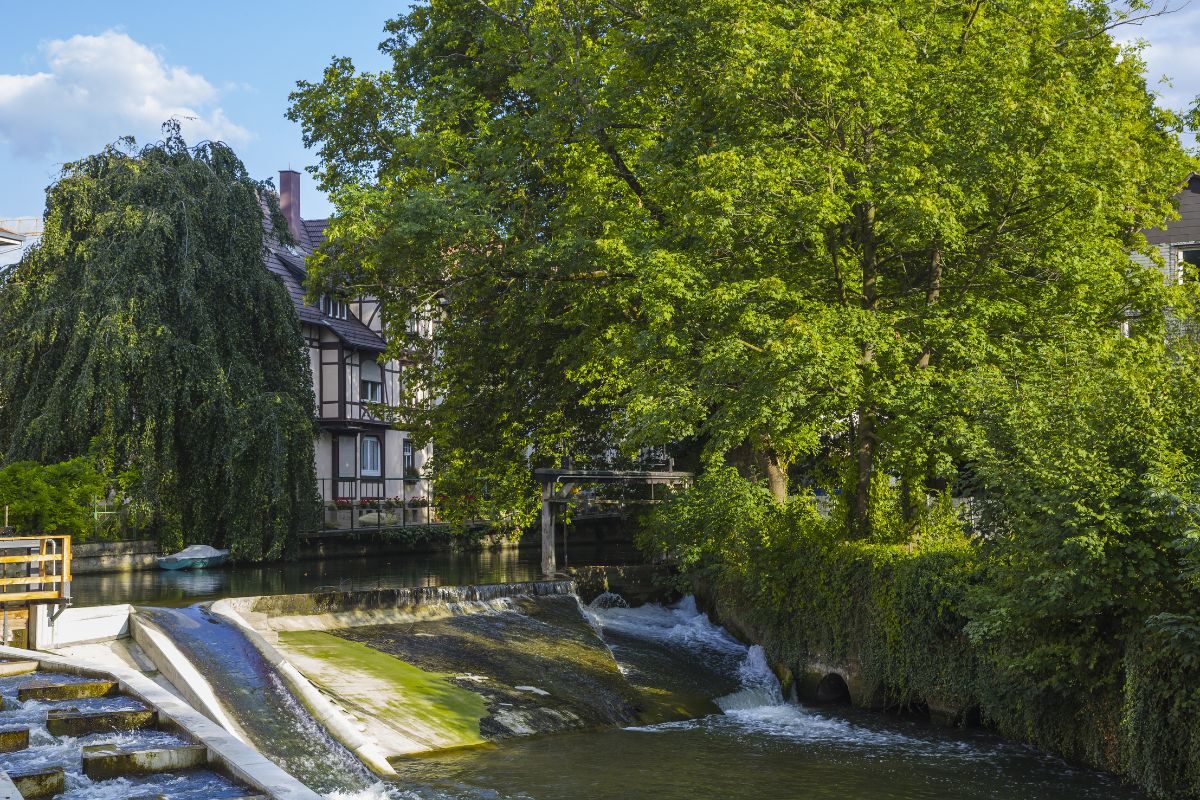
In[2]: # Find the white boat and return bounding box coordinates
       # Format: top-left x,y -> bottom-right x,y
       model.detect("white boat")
157,545 -> 230,571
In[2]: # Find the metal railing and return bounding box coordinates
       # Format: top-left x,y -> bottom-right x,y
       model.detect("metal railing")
318,477 -> 432,504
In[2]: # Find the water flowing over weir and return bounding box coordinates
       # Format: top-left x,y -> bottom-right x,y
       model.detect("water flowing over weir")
136,606 -> 374,795
133,585 -> 1150,800
376,597 -> 1148,800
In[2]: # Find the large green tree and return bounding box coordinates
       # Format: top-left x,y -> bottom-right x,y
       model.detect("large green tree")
291,0 -> 1189,535
0,127 -> 320,558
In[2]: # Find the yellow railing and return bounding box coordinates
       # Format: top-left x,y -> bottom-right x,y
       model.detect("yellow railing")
0,535 -> 71,604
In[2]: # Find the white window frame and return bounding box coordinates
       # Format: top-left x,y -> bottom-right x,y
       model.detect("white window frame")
361,378 -> 382,404
321,294 -> 349,320
403,439 -> 415,473
361,436 -> 382,477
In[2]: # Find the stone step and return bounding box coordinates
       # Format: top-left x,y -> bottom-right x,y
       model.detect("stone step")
0,727 -> 28,753
45,707 -> 156,736
17,679 -> 118,702
0,771 -> 20,800
82,743 -> 208,779
9,767 -> 63,800
0,661 -> 37,679
130,795 -> 266,800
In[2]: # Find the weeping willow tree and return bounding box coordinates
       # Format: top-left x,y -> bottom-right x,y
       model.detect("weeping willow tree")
0,125 -> 319,558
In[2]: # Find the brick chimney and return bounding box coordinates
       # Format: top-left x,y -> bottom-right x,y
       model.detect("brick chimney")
279,169 -> 302,241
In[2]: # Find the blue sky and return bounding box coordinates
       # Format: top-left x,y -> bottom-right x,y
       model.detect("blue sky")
1,1 -> 410,219
0,2 -> 1196,221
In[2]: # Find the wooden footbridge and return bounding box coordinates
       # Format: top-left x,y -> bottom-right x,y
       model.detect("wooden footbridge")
534,468 -> 693,578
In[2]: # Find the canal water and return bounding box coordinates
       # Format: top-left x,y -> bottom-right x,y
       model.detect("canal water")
72,544 -> 630,607
131,579 -> 1145,800
69,547 -> 1146,800
344,598 -> 1145,800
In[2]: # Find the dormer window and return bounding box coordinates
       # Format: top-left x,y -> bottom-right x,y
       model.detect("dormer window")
320,294 -> 349,320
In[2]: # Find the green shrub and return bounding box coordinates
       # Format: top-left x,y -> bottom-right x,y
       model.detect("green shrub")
0,458 -> 107,539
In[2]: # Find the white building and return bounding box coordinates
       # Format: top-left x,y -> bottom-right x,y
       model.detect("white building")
0,217 -> 43,270
267,171 -> 433,511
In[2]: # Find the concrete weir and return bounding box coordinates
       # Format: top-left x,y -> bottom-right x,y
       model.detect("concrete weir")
82,742 -> 209,778
8,768 -> 63,800
211,580 -> 641,775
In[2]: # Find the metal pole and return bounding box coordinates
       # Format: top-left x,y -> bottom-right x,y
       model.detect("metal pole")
541,480 -> 556,578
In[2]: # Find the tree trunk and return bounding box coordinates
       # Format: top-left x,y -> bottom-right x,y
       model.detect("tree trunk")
852,406 -> 875,538
725,441 -> 788,504
851,200 -> 879,540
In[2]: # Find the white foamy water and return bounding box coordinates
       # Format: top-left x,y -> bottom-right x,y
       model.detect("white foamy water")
324,784 -> 432,800
715,645 -> 785,711
593,597 -> 987,759
585,595 -> 747,656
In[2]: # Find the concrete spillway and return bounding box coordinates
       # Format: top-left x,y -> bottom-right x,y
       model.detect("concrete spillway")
209,580 -> 640,769
135,606 -> 373,795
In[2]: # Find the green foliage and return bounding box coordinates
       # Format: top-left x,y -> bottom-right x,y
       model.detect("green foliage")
642,466 -> 979,710
650,333 -> 1200,792
0,126 -> 320,558
290,0 -> 1191,530
1123,614 -> 1200,799
0,458 -> 106,539
962,332 -> 1200,766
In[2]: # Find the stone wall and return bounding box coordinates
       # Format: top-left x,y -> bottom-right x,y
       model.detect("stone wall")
71,540 -> 159,574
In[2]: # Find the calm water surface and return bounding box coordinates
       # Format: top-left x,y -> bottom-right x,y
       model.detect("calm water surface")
73,543 -> 630,607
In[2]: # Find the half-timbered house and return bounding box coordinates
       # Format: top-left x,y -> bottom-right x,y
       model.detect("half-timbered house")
267,170 -> 432,507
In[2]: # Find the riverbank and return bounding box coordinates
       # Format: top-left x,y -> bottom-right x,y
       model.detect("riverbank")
689,542 -> 1194,800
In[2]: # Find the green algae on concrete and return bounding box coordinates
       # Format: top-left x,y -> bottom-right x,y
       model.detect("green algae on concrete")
82,743 -> 209,778
9,767 -> 64,800
45,708 -> 156,737
0,727 -> 28,753
277,629 -> 488,754
329,595 -> 643,740
18,680 -> 118,702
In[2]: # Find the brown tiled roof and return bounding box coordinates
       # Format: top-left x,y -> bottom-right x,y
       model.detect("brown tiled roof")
260,201 -> 385,353
302,218 -> 328,249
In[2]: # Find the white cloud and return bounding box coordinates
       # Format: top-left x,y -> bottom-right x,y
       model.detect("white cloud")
1118,7 -> 1200,111
0,30 -> 250,160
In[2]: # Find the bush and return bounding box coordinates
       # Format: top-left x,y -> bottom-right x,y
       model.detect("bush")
0,458 -> 107,539
641,465 -> 980,711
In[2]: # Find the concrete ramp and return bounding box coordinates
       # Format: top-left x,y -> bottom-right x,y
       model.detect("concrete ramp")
213,581 -> 645,770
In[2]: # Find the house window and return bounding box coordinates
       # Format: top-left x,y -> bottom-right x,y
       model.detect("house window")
361,379 -> 382,404
361,436 -> 381,477
403,439 -> 415,474
321,294 -> 349,320
1181,250 -> 1200,282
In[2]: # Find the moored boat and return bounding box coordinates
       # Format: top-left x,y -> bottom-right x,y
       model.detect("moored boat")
157,544 -> 229,571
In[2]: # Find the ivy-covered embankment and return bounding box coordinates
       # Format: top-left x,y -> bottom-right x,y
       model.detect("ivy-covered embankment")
643,465 -> 1200,800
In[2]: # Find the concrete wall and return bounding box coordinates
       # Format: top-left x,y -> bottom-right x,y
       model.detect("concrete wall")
72,540 -> 159,574
29,604 -> 131,649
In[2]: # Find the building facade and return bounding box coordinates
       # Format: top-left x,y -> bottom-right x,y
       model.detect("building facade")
0,217 -> 43,271
1136,174 -> 1200,285
267,170 -> 432,510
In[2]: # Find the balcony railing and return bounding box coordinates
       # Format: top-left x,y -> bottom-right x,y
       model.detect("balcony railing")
317,478 -> 438,533
320,477 -> 428,503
